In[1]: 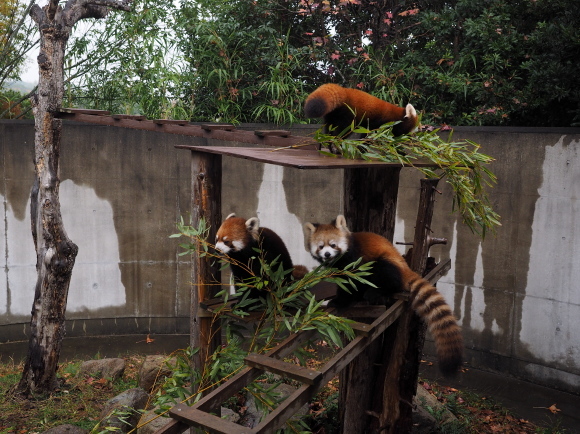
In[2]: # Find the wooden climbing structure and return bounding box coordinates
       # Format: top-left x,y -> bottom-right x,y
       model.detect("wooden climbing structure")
53,109 -> 451,434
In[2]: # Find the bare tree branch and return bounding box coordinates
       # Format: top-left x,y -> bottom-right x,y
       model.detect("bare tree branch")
47,0 -> 60,21
63,0 -> 132,26
33,0 -> 131,27
29,4 -> 45,25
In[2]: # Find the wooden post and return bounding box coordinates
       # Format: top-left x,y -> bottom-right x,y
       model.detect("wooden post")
370,177 -> 441,433
343,167 -> 401,240
339,166 -> 401,433
190,150 -> 222,372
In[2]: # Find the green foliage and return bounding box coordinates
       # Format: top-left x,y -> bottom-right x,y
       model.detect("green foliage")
314,123 -> 500,237
60,0 -> 579,126
0,0 -> 37,85
176,0 -> 311,124
153,347 -> 202,412
66,0 -> 187,119
304,389 -> 340,433
0,0 -> 37,119
383,0 -> 580,126
0,88 -> 32,118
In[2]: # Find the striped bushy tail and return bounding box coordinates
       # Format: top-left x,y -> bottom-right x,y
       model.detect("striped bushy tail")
408,275 -> 463,376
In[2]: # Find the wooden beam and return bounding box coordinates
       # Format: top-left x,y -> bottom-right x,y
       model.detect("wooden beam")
169,406 -> 256,434
192,329 -> 318,413
339,166 -> 402,433
372,178 -> 442,434
255,301 -> 405,434
190,151 -> 222,378
244,353 -> 322,385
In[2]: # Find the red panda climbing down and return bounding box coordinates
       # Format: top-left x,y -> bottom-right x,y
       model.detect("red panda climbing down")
215,213 -> 308,298
304,83 -> 418,137
303,215 -> 463,375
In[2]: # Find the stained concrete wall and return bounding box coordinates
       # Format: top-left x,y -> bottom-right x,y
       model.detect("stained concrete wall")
0,120 -> 195,340
1,120 -> 579,395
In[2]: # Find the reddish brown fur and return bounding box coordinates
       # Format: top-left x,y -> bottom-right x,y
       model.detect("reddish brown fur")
215,216 -> 255,247
304,215 -> 463,375
304,84 -> 418,136
216,214 -> 308,293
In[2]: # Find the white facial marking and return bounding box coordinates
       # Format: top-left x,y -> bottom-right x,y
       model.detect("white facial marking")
337,238 -> 349,252
215,241 -> 230,254
319,245 -> 339,260
232,240 -> 244,251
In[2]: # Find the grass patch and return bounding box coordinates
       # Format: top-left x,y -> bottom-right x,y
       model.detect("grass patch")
0,352 -> 570,433
0,355 -> 145,433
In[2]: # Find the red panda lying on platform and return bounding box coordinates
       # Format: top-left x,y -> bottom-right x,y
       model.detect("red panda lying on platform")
303,215 -> 463,375
304,84 -> 418,137
215,213 -> 308,298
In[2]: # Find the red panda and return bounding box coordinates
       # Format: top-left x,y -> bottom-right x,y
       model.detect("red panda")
215,213 -> 308,298
304,83 -> 418,137
303,215 -> 463,375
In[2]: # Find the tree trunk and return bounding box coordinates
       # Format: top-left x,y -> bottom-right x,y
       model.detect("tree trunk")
18,0 -> 131,396
17,5 -> 77,394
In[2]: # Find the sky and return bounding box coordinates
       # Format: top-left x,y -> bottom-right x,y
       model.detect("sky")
21,49 -> 39,84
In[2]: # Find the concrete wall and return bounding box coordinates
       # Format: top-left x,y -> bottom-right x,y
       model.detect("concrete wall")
0,120 -> 194,340
1,120 -> 579,395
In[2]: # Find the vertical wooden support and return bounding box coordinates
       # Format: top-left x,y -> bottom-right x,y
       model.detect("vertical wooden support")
343,167 -> 401,240
408,178 -> 440,273
341,173 -> 441,433
339,167 -> 401,433
190,151 -> 222,372
371,177 -> 441,433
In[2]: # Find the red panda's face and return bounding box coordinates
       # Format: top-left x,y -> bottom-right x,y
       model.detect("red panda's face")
309,230 -> 347,262
215,214 -> 259,254
304,215 -> 350,263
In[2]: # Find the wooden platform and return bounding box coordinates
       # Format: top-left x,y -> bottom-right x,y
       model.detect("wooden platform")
174,145 -> 436,170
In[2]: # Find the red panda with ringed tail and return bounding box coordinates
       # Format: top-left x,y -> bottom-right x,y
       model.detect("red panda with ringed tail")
303,215 -> 463,375
304,83 -> 418,137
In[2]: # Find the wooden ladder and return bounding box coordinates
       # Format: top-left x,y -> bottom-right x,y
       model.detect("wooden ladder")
155,302 -> 405,433
155,259 -> 450,434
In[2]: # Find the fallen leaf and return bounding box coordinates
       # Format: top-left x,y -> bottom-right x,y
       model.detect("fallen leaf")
533,403 -> 562,414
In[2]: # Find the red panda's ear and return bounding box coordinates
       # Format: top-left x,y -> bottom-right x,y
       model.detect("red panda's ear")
303,223 -> 316,251
335,215 -> 349,232
304,222 -> 316,235
245,217 -> 260,234
226,213 -> 236,220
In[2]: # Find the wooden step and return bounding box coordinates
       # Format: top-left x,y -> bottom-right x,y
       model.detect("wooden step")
154,297 -> 413,434
169,405 -> 255,434
244,353 -> 322,385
